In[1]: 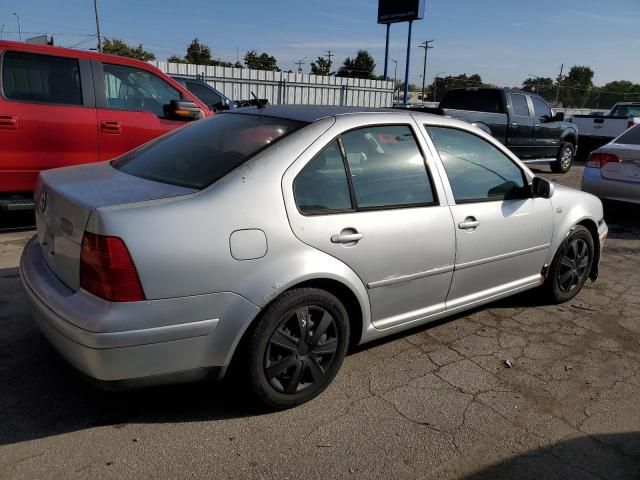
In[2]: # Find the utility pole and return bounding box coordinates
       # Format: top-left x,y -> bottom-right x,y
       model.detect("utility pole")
419,40 -> 433,103
93,0 -> 102,53
390,58 -> 398,99
295,57 -> 307,73
402,21 -> 413,104
0,24 -> 4,40
13,13 -> 21,41
555,63 -> 564,107
325,50 -> 334,67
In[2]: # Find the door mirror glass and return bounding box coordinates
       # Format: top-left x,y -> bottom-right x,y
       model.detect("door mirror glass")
163,100 -> 203,121
532,176 -> 555,199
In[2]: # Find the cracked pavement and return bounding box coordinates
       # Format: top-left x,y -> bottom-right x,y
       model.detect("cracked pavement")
1,165 -> 640,479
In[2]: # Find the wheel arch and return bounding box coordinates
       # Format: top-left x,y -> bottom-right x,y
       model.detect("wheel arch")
223,276 -> 367,380
560,130 -> 578,146
577,218 -> 600,281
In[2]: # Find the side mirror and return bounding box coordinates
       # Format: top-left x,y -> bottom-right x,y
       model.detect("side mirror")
554,111 -> 565,121
532,177 -> 555,199
164,100 -> 203,121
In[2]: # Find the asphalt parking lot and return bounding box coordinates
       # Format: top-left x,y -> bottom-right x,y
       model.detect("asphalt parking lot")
1,164 -> 640,480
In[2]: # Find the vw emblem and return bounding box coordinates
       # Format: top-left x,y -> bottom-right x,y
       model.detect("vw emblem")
39,191 -> 48,214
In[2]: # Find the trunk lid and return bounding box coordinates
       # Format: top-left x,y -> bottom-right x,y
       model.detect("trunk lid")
35,161 -> 196,291
600,143 -> 640,184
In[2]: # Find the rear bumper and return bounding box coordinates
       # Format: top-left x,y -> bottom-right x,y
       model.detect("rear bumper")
20,236 -> 260,384
581,167 -> 640,204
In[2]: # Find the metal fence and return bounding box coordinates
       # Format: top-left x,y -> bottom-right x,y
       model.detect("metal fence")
152,62 -> 395,108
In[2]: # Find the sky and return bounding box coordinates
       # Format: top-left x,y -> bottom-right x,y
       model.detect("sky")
0,0 -> 638,87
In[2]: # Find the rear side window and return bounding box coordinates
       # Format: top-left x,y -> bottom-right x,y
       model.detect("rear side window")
103,64 -> 181,117
531,96 -> 552,118
114,113 -> 305,189
293,125 -> 436,215
341,126 -> 434,208
1,51 -> 82,105
615,124 -> 640,145
511,94 -> 530,116
427,126 -> 527,203
439,90 -> 503,114
294,141 -> 353,214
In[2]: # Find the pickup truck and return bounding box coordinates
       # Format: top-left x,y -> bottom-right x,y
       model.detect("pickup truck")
568,102 -> 640,159
171,76 -> 269,112
404,88 -> 579,173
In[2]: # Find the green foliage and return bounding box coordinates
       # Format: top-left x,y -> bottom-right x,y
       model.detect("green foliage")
244,50 -> 279,71
169,38 -> 233,67
310,57 -> 332,76
337,50 -> 376,79
427,74 -> 488,102
102,38 -> 155,61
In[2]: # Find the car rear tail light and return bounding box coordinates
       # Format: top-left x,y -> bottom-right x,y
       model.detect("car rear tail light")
586,152 -> 620,169
80,232 -> 145,302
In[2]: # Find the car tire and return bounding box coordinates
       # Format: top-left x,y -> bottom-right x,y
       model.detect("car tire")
245,288 -> 350,409
544,225 -> 594,303
551,142 -> 574,174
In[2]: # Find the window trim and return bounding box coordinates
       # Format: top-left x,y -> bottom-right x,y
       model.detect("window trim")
294,123 -> 440,217
424,125 -> 531,205
0,50 -> 92,108
510,92 -> 532,117
93,60 -> 184,116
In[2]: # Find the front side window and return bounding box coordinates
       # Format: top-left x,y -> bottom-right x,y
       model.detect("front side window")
426,126 -> 527,203
511,94 -> 530,116
531,96 -> 552,118
186,81 -> 222,107
114,113 -> 305,189
341,125 -> 435,208
103,64 -> 180,117
294,141 -> 353,214
2,51 -> 82,105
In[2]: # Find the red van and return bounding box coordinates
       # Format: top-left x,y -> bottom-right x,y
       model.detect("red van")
0,41 -> 211,211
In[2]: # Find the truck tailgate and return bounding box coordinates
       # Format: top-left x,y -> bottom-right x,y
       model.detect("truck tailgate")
569,115 -> 630,138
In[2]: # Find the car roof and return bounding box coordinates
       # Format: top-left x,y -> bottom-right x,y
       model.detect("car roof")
0,40 -> 156,70
227,105 -> 419,123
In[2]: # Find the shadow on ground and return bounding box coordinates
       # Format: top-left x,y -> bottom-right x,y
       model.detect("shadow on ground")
465,433 -> 640,479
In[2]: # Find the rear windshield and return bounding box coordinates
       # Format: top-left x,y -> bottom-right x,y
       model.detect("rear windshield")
610,104 -> 640,118
615,124 -> 640,145
439,90 -> 504,114
114,113 -> 306,189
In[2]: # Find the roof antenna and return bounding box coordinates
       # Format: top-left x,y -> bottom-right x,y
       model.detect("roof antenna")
251,91 -> 266,109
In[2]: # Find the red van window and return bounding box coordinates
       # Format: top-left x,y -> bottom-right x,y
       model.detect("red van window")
2,51 -> 82,105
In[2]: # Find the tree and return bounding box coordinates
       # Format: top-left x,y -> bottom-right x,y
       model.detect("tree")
244,50 -> 279,71
337,50 -> 376,79
167,55 -> 186,64
426,73 -> 487,102
559,65 -> 594,108
310,57 -> 332,76
102,38 -> 155,61
184,38 -> 213,65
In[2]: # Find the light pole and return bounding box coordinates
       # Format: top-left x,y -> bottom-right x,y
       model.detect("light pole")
0,24 -> 4,40
419,40 -> 433,103
390,58 -> 398,97
433,71 -> 445,102
13,13 -> 21,41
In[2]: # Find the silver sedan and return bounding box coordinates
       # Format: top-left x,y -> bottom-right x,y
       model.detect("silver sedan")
582,124 -> 640,204
20,106 -> 607,408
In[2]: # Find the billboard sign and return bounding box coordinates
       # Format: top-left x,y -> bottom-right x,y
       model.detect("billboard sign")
378,0 -> 425,24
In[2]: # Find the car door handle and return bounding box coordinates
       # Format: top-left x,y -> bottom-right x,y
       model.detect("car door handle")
331,232 -> 364,244
458,217 -> 480,230
101,121 -> 122,134
511,122 -> 518,128
0,115 -> 18,130
533,124 -> 540,129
